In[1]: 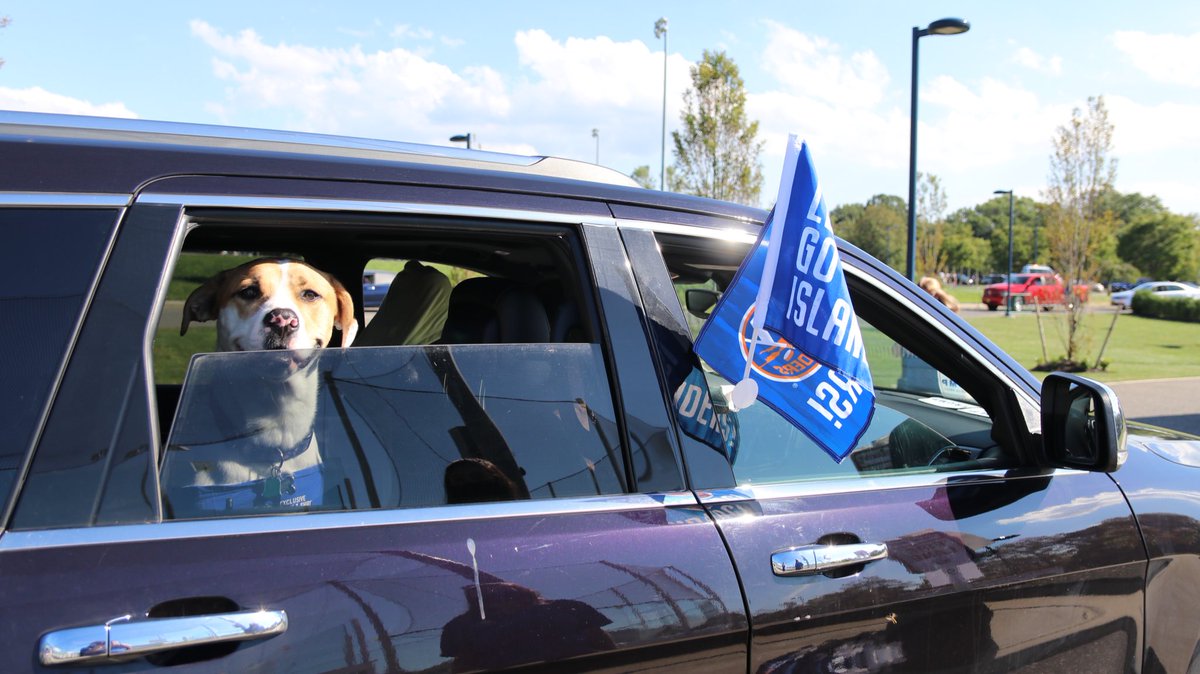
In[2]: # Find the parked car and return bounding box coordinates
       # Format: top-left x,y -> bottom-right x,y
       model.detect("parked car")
361,269 -> 397,309
1110,280 -> 1200,309
981,272 -> 1089,311
3,112 -> 1200,673
1020,263 -> 1054,274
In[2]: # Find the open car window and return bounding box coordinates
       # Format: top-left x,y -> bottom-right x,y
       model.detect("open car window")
655,232 -> 1010,486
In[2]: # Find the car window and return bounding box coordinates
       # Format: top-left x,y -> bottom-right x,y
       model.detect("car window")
654,233 -> 1005,486
154,215 -> 624,520
0,209 -> 116,516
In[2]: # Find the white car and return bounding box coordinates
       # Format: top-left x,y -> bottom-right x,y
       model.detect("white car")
1110,280 -> 1200,309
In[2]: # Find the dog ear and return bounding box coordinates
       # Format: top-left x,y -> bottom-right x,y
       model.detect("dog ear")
181,272 -> 225,336
327,275 -> 359,347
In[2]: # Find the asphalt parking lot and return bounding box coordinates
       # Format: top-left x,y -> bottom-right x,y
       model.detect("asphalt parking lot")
1109,377 -> 1200,436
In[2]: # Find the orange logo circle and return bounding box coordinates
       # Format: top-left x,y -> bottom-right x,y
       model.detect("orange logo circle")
738,307 -> 819,382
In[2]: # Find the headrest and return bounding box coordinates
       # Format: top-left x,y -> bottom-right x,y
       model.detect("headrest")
440,277 -> 550,344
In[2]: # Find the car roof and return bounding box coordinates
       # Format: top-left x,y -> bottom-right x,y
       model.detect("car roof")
0,111 -> 766,228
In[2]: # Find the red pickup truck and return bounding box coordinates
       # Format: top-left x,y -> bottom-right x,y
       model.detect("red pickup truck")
982,273 -> 1090,311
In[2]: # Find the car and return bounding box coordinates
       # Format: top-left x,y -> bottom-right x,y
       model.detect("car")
2,111 -> 1199,673
1110,280 -> 1200,309
361,269 -> 397,309
1020,263 -> 1054,275
981,272 -> 1089,311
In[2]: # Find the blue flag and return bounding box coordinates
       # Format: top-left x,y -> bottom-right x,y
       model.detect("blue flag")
694,137 -> 874,462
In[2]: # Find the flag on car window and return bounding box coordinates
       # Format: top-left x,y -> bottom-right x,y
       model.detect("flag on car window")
693,136 -> 875,462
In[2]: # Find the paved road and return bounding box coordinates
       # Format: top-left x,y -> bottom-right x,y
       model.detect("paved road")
1108,377 -> 1200,436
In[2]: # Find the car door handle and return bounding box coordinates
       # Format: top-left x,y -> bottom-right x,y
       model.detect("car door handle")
771,542 -> 888,576
38,609 -> 287,666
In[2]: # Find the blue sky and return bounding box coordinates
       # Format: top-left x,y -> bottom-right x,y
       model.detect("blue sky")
3,1 -> 1200,214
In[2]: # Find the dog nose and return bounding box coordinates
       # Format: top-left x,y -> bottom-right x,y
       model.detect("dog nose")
264,308 -> 300,336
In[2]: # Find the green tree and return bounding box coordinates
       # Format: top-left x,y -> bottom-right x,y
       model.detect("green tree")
1118,213 -> 1200,282
1044,95 -> 1117,365
833,195 -> 906,270
671,50 -> 764,206
629,165 -> 656,190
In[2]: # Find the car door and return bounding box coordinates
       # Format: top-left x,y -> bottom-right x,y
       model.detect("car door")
0,184 -> 747,672
618,219 -> 1147,673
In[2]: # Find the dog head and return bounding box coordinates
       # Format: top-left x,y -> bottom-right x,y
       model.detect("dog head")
181,258 -> 358,351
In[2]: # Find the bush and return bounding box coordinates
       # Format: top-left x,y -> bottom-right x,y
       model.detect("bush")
1132,291 -> 1200,322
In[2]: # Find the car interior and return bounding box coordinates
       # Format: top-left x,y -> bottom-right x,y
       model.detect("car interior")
153,211 -> 615,518
652,232 -> 1019,484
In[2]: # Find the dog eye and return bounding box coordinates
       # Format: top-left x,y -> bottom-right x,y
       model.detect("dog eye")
236,285 -> 261,300
300,289 -> 321,301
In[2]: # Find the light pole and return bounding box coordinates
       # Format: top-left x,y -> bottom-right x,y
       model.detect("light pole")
906,17 -> 970,281
995,189 -> 1015,317
654,17 -> 668,190
592,128 -> 599,164
449,133 -> 473,149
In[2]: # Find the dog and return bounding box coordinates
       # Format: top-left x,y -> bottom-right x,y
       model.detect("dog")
163,258 -> 358,517
919,276 -> 960,313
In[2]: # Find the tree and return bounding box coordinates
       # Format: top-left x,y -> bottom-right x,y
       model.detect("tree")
671,50 -> 764,206
833,194 -> 907,271
629,165 -> 656,190
1118,213 -> 1200,282
916,172 -> 948,277
1044,96 -> 1117,366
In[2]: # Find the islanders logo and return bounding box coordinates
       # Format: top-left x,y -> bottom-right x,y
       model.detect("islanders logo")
738,306 -> 820,382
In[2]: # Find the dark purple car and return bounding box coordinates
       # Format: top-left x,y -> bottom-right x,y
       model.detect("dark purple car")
2,112 -> 1199,673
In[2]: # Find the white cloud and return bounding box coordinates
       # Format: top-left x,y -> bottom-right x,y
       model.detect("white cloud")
759,21 -> 889,110
186,21 -> 687,174
189,20 -> 509,143
0,86 -> 137,118
1011,46 -> 1062,76
391,24 -> 434,41
1114,30 -> 1200,87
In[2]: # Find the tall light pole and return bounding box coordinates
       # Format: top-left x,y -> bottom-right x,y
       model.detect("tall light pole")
592,128 -> 600,164
906,17 -> 970,281
449,133 -> 473,149
654,17 -> 668,190
995,189 -> 1015,318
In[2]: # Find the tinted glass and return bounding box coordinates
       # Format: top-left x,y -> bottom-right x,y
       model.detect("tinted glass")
0,209 -> 115,516
161,344 -> 621,518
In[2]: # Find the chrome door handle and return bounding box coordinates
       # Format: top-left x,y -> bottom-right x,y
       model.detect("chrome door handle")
39,609 -> 287,666
771,542 -> 888,576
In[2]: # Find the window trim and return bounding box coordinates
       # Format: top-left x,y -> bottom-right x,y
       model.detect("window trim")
0,491 -> 700,551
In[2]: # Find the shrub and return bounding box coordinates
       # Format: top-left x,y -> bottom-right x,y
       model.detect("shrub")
1132,291 -> 1200,322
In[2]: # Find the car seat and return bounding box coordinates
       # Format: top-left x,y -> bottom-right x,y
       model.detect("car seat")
355,261 -> 451,346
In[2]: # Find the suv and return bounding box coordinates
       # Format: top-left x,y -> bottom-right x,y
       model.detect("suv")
1,112 -> 1196,672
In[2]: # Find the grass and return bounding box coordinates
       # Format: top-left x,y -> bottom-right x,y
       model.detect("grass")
941,283 -> 1200,381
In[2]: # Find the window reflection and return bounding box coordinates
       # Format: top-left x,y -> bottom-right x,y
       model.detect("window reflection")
161,344 -> 622,519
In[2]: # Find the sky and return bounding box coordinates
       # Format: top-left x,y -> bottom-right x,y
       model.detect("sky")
3,1 -> 1200,215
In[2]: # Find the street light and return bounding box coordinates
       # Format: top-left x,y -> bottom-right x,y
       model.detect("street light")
592,128 -> 600,164
995,189 -> 1015,318
449,133 -> 473,149
654,17 -> 668,190
906,17 -> 970,281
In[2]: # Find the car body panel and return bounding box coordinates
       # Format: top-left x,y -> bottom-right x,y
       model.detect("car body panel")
0,504 -> 748,673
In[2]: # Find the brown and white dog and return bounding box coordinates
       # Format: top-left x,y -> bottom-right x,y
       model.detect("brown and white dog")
165,258 -> 358,515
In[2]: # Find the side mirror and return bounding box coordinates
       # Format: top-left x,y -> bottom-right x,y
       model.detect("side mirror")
1040,372 -> 1127,472
685,289 -> 720,318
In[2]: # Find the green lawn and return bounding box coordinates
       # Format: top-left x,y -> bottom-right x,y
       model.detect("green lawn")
940,283 -> 1199,381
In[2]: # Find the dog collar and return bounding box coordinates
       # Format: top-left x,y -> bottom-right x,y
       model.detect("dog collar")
277,429 -> 315,464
